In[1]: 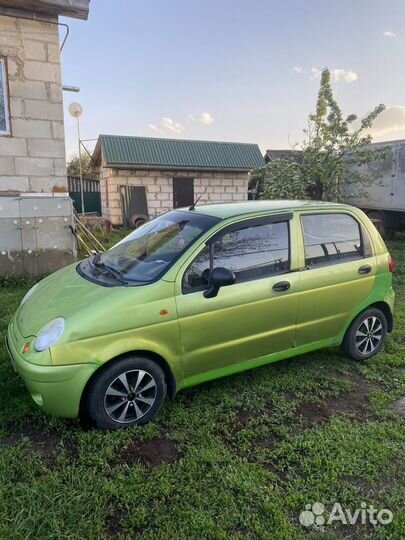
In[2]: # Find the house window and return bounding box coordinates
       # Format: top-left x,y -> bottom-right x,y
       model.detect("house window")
0,58 -> 11,136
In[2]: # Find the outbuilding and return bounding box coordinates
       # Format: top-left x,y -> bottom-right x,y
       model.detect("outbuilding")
92,135 -> 265,227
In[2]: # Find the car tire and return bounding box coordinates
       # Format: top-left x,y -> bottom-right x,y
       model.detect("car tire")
128,213 -> 148,229
85,356 -> 167,430
341,308 -> 387,361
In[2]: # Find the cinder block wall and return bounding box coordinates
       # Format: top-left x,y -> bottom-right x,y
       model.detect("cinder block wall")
0,14 -> 67,194
100,169 -> 249,226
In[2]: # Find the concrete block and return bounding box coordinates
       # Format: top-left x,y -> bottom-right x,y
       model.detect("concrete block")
49,83 -> 63,103
0,15 -> 17,31
0,175 -> 28,191
9,97 -> 24,118
12,119 -> 52,139
28,139 -> 65,158
158,192 -> 170,202
24,61 -> 61,83
214,186 -> 226,194
0,30 -> 20,47
233,178 -> 248,186
53,158 -> 67,177
148,200 -> 162,208
126,177 -> 143,186
146,191 -> 157,201
15,157 -> 53,176
19,19 -> 60,44
5,57 -> 20,77
27,176 -> 55,192
0,137 -> 27,156
9,80 -> 48,100
0,157 -> 15,175
25,99 -> 63,121
23,40 -> 46,61
47,43 -> 60,63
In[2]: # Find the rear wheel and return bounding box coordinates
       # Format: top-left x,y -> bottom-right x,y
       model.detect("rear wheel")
341,308 -> 387,361
85,356 -> 167,429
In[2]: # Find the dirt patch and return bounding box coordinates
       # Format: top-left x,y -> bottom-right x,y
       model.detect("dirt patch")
393,396 -> 405,418
296,376 -> 374,426
0,427 -> 77,466
1,428 -> 62,464
106,508 -> 125,538
116,437 -> 178,467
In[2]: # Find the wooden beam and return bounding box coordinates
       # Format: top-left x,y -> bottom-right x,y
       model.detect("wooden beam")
0,0 -> 90,20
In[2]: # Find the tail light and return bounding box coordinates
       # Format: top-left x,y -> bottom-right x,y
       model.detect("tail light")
389,255 -> 395,273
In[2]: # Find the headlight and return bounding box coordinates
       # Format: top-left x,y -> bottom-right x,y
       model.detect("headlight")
20,283 -> 39,307
35,318 -> 65,352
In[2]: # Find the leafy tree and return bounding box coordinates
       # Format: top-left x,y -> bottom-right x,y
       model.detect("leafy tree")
67,153 -> 96,179
252,68 -> 386,201
250,158 -> 307,200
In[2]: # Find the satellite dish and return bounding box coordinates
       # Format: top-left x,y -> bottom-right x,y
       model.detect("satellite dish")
68,102 -> 83,118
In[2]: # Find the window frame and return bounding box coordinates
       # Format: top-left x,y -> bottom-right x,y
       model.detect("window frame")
0,57 -> 11,137
181,213 -> 293,294
300,211 -> 369,269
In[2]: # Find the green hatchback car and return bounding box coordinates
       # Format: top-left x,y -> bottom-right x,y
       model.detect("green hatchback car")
6,201 -> 395,429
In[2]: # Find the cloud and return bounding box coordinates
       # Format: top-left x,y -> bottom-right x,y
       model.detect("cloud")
311,67 -> 358,83
383,30 -> 397,38
367,106 -> 405,139
148,117 -> 185,135
292,66 -> 304,74
189,112 -> 214,125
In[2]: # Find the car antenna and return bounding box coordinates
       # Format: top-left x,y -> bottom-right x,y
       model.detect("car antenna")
189,190 -> 205,211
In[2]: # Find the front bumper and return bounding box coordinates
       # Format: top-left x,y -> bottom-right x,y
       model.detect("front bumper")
6,321 -> 99,418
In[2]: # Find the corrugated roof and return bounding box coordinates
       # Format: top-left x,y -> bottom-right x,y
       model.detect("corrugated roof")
94,135 -> 265,171
264,149 -> 303,163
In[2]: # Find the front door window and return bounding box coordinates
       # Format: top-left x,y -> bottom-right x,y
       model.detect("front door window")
183,220 -> 290,293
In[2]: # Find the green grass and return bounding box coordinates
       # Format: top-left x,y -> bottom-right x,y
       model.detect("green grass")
0,235 -> 404,540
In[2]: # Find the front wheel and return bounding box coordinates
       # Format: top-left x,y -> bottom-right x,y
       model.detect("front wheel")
341,308 -> 387,361
85,356 -> 167,429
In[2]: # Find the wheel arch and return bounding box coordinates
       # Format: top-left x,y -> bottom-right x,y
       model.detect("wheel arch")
343,301 -> 393,342
79,350 -> 177,421
367,301 -> 393,332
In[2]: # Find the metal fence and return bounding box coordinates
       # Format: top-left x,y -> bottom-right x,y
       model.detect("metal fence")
68,176 -> 101,215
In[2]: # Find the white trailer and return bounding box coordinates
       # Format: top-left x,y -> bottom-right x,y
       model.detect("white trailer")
343,139 -> 405,239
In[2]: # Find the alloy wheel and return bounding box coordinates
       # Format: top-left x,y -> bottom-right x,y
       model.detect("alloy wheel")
355,316 -> 383,355
104,369 -> 157,423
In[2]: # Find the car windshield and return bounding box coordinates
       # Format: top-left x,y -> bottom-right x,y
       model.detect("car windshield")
87,211 -> 219,284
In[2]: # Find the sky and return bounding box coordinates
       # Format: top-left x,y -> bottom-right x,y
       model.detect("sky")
61,0 -> 405,160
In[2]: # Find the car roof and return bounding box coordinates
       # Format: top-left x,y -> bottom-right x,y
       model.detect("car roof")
182,200 -> 352,220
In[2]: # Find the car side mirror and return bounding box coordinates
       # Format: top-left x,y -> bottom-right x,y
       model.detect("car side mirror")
203,267 -> 236,298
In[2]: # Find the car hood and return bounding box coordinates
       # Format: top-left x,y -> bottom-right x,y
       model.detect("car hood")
17,263 -> 112,337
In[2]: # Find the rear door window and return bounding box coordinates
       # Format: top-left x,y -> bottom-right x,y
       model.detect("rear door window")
301,213 -> 363,267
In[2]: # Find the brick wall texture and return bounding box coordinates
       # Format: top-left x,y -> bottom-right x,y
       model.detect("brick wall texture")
0,15 -> 66,194
100,168 -> 250,226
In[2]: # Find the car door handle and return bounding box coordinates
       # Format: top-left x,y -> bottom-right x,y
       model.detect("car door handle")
358,264 -> 372,275
272,281 -> 291,292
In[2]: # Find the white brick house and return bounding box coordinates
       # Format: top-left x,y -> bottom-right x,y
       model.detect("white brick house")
0,0 -> 89,275
93,135 -> 265,227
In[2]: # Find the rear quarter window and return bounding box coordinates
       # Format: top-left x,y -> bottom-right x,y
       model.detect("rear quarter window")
301,213 -> 365,267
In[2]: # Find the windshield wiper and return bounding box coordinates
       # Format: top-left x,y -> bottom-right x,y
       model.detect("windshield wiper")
90,253 -> 129,285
